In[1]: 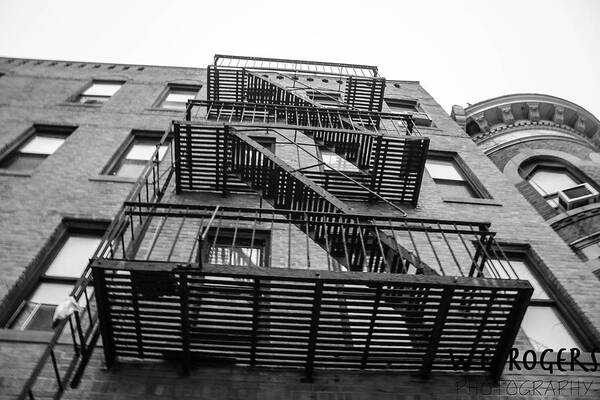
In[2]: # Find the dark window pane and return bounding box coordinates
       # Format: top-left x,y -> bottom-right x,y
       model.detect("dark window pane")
11,302 -> 55,330
0,153 -> 45,171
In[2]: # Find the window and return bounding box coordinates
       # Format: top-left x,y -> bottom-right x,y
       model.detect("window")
107,132 -> 169,179
75,81 -> 123,104
525,165 -> 581,209
159,84 -> 200,110
321,150 -> 359,172
0,125 -> 75,171
425,154 -> 483,198
250,135 -> 276,153
485,253 -> 581,351
8,228 -> 104,330
306,90 -> 343,108
385,98 -> 433,127
385,98 -> 418,112
202,229 -> 269,268
570,232 -> 600,262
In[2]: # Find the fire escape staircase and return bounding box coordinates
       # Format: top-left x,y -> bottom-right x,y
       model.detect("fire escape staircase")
198,67 -> 429,204
174,123 -> 436,276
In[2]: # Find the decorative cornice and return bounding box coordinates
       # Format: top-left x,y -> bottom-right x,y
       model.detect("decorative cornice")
473,112 -> 489,132
553,106 -> 565,125
527,102 -> 540,122
460,93 -> 600,150
500,105 -> 514,124
550,202 -> 600,231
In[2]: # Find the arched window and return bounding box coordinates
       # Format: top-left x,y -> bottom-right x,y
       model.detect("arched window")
520,158 -> 596,210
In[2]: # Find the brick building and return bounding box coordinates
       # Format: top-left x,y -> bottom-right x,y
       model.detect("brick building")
0,56 -> 598,399
452,94 -> 600,280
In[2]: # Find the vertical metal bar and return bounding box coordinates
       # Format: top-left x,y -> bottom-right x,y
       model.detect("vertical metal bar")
421,222 -> 445,275
453,223 -> 477,274
304,212 -> 311,270
144,216 -> 167,261
50,350 -> 63,392
371,223 -> 390,273
190,217 -> 205,265
303,281 -> 323,382
167,214 -> 187,262
360,286 -> 382,369
288,212 -> 292,269
74,312 -> 87,355
179,271 -> 191,375
92,267 -> 116,368
437,223 -> 464,277
419,287 -> 454,378
250,278 -> 261,366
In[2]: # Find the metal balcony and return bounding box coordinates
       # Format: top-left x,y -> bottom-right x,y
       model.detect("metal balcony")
173,122 -> 428,205
91,203 -> 533,380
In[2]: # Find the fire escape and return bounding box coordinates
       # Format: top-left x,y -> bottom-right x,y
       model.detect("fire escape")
18,55 -> 533,400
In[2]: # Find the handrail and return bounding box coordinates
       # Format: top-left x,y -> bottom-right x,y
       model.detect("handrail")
17,125 -> 175,400
214,54 -> 379,77
233,125 -> 409,216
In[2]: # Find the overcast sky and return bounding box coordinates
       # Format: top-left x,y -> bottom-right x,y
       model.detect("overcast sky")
0,0 -> 598,118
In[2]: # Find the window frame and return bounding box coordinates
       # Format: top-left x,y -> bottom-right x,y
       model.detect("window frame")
155,83 -> 202,111
520,159 -> 591,209
72,79 -> 125,105
249,135 -> 276,154
319,148 -> 361,173
570,231 -> 600,262
306,90 -> 344,108
102,130 -> 170,179
201,228 -> 271,268
425,151 -> 490,199
0,124 -> 76,172
385,97 -> 433,127
384,97 -> 419,112
487,244 -> 591,351
4,219 -> 108,330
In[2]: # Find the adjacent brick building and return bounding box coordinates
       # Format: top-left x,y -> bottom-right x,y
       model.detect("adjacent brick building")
452,94 -> 600,280
0,56 -> 598,400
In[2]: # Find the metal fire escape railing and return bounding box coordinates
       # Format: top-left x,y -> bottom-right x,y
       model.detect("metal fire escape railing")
174,121 -> 428,206
17,129 -> 175,400
214,54 -> 379,78
91,202 -> 532,381
185,99 -> 416,135
96,202 -> 522,279
207,66 -> 386,113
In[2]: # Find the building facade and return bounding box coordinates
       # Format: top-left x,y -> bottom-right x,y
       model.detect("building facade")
452,94 -> 600,280
0,56 -> 598,400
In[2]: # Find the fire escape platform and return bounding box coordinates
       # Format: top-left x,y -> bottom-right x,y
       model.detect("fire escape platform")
174,122 -> 428,205
92,259 -> 532,380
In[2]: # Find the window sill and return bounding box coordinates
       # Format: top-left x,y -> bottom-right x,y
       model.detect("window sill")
0,328 -> 53,344
0,169 -> 33,177
145,107 -> 186,114
89,175 -> 137,184
442,197 -> 502,206
59,102 -> 103,109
